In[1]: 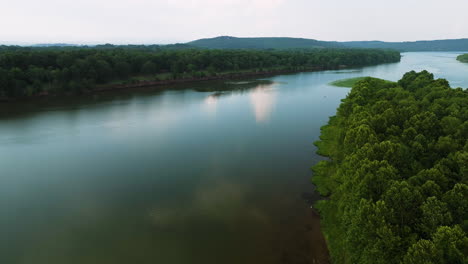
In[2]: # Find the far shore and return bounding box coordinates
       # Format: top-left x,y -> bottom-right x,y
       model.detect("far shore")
0,62 -> 404,103
0,66 -> 344,102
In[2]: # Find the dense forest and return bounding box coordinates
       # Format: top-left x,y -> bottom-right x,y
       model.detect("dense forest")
0,46 -> 400,99
312,71 -> 467,263
457,54 -> 468,63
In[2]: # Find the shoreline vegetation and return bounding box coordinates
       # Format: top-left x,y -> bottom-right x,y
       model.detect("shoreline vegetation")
330,77 -> 395,88
456,54 -> 468,63
329,77 -> 371,87
330,76 -> 393,88
312,73 -> 468,263
0,45 -> 400,101
95,66 -> 336,92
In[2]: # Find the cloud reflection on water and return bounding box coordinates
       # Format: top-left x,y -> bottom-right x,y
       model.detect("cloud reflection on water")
202,94 -> 218,116
249,84 -> 277,123
200,80 -> 278,123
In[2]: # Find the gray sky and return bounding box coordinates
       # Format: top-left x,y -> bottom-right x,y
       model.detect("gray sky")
2,0 -> 467,44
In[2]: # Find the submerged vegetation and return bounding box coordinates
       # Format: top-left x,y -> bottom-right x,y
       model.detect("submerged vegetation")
457,54 -> 468,63
0,46 -> 400,99
313,72 -> 468,263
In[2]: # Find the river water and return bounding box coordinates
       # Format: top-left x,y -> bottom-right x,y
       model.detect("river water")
1,52 -> 467,264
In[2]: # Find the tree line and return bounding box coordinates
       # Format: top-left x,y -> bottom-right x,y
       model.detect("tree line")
313,71 -> 467,263
343,39 -> 468,51
457,54 -> 468,63
0,45 -> 400,98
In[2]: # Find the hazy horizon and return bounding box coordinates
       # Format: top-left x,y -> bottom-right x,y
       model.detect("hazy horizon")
2,0 -> 468,45
3,36 -> 468,47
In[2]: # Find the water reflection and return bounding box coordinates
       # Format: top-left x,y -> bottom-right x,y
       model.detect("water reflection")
330,69 -> 363,74
249,84 -> 277,123
202,94 -> 218,116
193,79 -> 273,92
201,80 -> 278,122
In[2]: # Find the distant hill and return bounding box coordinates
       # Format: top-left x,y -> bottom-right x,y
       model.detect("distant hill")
23,37 -> 468,51
188,36 -> 468,51
341,39 -> 468,51
188,36 -> 343,49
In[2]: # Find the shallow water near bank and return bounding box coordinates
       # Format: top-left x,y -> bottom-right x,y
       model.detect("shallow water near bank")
0,52 -> 467,264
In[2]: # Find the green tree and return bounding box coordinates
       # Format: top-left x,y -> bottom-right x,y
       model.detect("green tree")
141,61 -> 157,75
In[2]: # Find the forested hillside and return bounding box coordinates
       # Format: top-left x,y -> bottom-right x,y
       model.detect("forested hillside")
0,46 -> 399,99
188,36 -> 343,49
187,36 -> 468,51
341,39 -> 468,51
457,54 -> 468,63
313,71 -> 468,263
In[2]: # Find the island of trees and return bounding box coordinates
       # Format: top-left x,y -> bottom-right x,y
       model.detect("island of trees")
312,71 -> 467,263
457,54 -> 468,63
0,46 -> 400,99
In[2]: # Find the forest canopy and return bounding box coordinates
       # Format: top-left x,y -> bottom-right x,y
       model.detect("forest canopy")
0,46 -> 400,98
312,71 -> 468,264
457,54 -> 468,63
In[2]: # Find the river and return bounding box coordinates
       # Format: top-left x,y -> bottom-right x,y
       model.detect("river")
0,52 -> 467,264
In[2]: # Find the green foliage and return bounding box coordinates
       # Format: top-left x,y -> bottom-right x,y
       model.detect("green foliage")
329,77 -> 378,88
457,54 -> 468,63
312,71 -> 468,263
0,45 -> 400,99
403,226 -> 468,264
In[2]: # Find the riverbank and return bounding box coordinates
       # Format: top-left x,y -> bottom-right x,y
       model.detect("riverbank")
0,63 -> 399,103
94,67 -> 326,92
0,47 -> 401,101
0,67 -> 321,102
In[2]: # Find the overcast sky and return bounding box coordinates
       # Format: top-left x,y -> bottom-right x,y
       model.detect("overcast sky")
2,0 -> 467,45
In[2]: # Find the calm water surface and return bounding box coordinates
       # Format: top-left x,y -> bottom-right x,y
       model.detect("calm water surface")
1,52 -> 467,264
